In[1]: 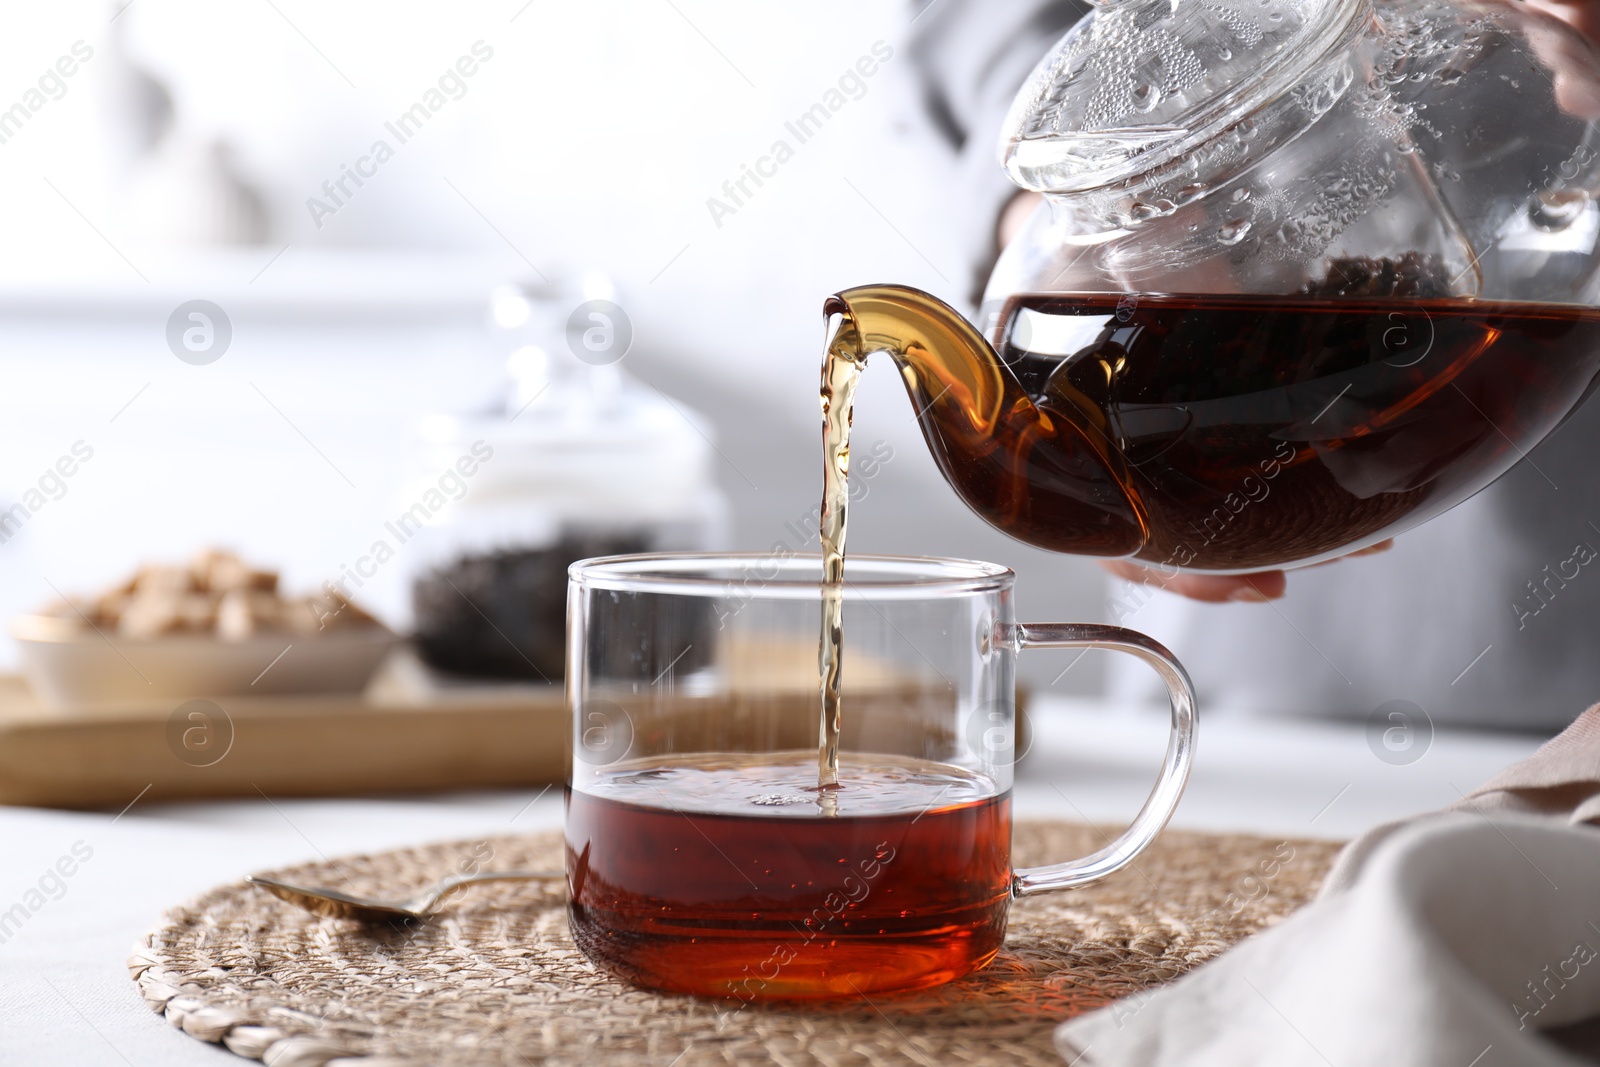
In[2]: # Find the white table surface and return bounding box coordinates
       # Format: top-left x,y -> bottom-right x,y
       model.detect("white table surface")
0,696 -> 1548,1066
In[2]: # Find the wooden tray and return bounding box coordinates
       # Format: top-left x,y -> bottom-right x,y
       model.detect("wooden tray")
0,646 -> 1031,811
0,652 -> 567,810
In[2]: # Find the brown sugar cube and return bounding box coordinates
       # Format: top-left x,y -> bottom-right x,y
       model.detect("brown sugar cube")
189,549 -> 232,588
282,597 -> 327,635
90,592 -> 133,628
204,553 -> 278,595
217,590 -> 284,640
247,590 -> 283,629
118,594 -> 184,638
132,564 -> 195,596
283,591 -> 371,634
103,571 -> 139,598
330,594 -> 376,628
216,590 -> 254,640
176,593 -> 218,632
312,590 -> 378,632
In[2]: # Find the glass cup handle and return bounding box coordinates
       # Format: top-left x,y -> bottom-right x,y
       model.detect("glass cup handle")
1007,622 -> 1198,896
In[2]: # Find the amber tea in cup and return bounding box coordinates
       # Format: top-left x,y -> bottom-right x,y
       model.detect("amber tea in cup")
564,554 -> 1195,1000
567,752 -> 1010,998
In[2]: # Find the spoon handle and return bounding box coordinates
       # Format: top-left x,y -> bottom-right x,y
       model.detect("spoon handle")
417,869 -> 565,912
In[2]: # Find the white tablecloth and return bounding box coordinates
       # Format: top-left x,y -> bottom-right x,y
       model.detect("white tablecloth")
0,697 -> 1546,1066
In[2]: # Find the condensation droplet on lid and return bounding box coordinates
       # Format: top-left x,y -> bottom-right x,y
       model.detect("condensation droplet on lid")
1231,186 -> 1251,204
1434,67 -> 1464,85
1218,219 -> 1252,245
1131,83 -> 1162,111
1177,182 -> 1207,203
1219,47 -> 1233,59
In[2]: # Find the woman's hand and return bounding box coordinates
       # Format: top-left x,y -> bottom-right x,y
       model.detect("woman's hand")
1528,0 -> 1600,47
1099,541 -> 1395,603
1525,0 -> 1600,116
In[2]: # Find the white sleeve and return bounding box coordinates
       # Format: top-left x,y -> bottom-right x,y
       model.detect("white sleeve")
904,0 -> 1088,301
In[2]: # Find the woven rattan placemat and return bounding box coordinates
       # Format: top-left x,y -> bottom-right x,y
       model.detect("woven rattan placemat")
131,822 -> 1342,1067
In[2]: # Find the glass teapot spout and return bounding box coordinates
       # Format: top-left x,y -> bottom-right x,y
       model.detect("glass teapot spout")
825,285 -> 1148,557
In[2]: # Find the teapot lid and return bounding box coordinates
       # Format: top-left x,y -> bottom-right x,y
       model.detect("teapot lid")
1000,0 -> 1369,194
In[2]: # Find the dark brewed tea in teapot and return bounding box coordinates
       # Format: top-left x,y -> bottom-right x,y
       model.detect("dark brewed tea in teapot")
821,280 -> 1600,574
984,290 -> 1600,570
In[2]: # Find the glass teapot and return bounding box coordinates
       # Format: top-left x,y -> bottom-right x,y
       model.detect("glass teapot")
827,0 -> 1600,572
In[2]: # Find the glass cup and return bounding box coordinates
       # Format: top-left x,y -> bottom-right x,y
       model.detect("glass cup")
565,553 -> 1196,1000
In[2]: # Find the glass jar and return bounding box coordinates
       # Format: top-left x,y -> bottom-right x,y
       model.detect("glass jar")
407,278 -> 728,680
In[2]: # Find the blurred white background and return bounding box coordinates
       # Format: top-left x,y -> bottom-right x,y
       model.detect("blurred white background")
0,0 -> 1108,688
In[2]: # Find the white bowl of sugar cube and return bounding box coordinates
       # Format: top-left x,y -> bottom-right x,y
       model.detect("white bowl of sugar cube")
12,550 -> 398,710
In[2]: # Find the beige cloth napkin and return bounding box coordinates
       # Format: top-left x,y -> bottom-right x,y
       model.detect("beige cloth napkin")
1057,706 -> 1600,1066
